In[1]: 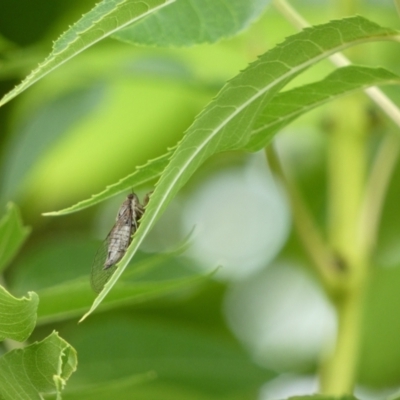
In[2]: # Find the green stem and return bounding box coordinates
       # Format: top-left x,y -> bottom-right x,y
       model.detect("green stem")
272,0 -> 400,395
320,279 -> 366,394
266,146 -> 339,290
327,97 -> 366,258
320,95 -> 368,395
322,131 -> 400,394
359,132 -> 400,253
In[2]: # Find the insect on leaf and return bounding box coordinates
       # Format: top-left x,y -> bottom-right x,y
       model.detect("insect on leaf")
90,193 -> 145,293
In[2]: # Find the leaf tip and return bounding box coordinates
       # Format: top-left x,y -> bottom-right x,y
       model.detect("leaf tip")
78,313 -> 88,324
42,211 -> 57,217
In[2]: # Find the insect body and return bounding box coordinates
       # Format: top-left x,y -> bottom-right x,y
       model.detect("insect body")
91,193 -> 146,293
104,193 -> 143,269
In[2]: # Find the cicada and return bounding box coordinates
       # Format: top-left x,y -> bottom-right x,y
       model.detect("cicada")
90,193 -> 148,293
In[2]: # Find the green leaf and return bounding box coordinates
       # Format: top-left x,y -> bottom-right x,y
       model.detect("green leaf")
0,203 -> 30,273
113,0 -> 269,46
79,16 -> 399,320
1,86 -> 106,202
64,376 -> 259,400
0,0 -> 175,108
245,65 -> 400,151
65,383 -> 221,400
43,66 -> 398,217
357,266 -> 400,386
0,286 -> 38,342
7,237 -> 208,324
0,331 -> 77,400
8,237 -> 99,293
64,315 -> 273,398
62,373 -> 158,400
37,271 -> 210,325
7,230 -> 204,324
43,150 -> 172,216
289,396 -> 358,400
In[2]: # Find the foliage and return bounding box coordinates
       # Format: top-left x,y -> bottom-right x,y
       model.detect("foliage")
0,205 -> 77,399
1,0 -> 400,398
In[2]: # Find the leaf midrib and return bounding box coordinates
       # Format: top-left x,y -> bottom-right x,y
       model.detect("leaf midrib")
137,34 -> 393,246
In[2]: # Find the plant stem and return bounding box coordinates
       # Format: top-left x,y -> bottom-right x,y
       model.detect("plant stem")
320,279 -> 366,393
359,131 -> 400,253
321,93 -> 369,394
325,131 -> 400,392
271,1 -> 400,394
266,146 -> 339,290
327,97 -> 366,258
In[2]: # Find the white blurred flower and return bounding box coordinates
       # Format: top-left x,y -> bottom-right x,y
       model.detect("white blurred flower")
224,260 -> 337,371
258,374 -> 318,400
181,153 -> 290,280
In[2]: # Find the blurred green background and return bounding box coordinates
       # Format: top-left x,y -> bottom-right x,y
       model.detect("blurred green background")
1,1 -> 400,399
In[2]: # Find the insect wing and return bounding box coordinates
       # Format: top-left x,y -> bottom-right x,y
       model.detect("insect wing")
90,197 -> 134,293
90,233 -> 118,293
